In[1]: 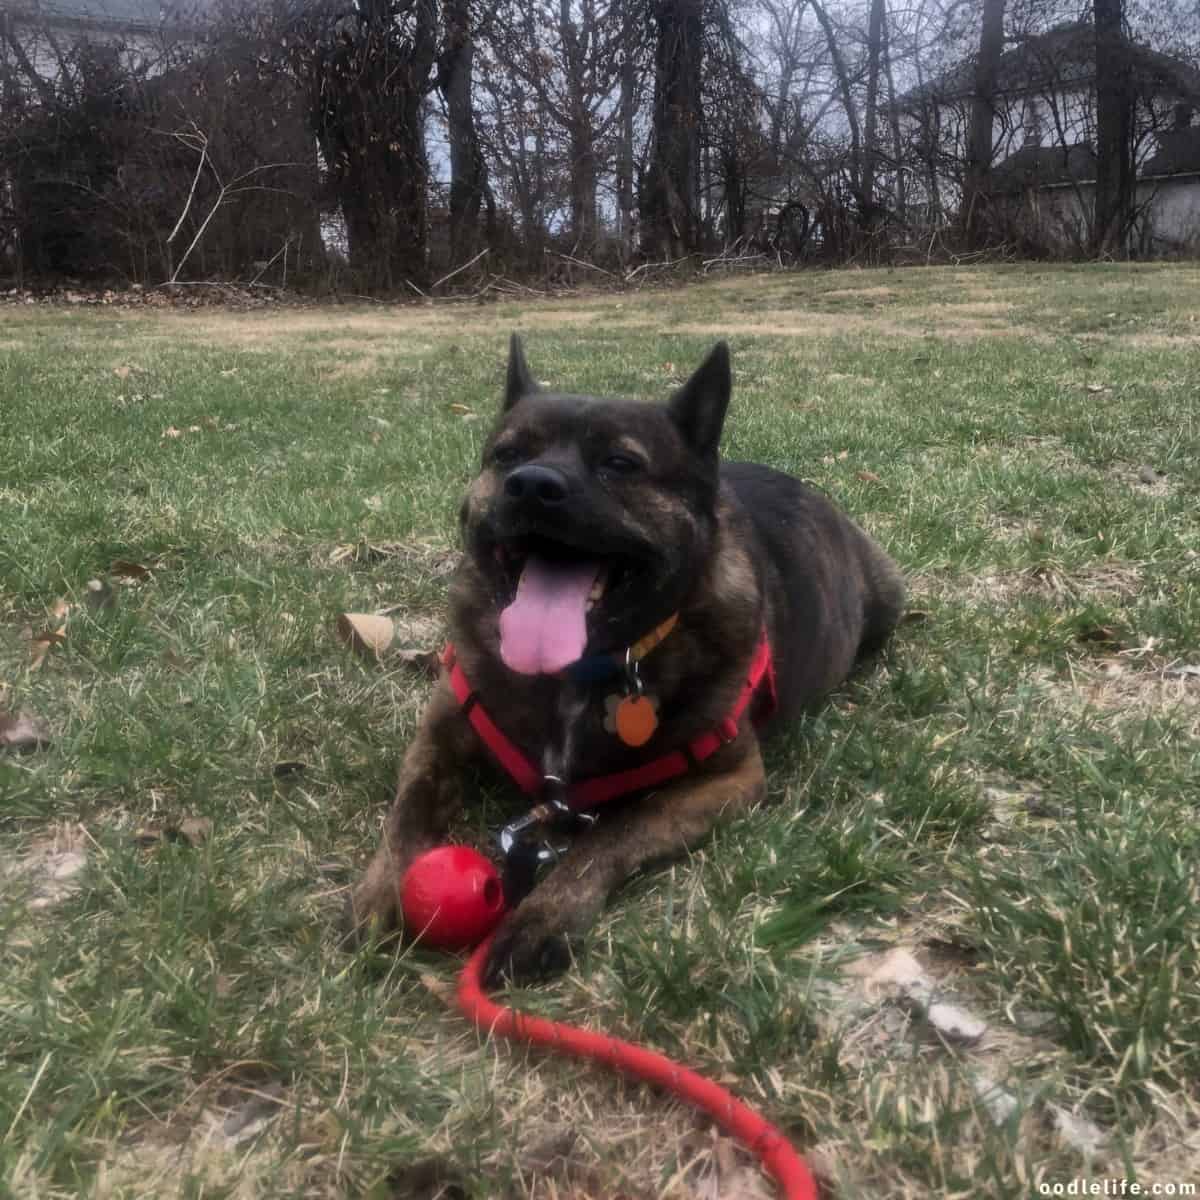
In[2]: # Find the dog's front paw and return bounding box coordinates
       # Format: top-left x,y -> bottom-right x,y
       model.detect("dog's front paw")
340,856 -> 401,951
483,901 -> 577,987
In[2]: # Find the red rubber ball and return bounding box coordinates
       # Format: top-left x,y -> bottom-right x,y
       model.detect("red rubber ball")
399,845 -> 508,950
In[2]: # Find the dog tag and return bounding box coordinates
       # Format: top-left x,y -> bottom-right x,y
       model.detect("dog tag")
612,694 -> 658,747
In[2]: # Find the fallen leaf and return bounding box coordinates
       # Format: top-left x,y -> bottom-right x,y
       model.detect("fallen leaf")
855,469 -> 882,484
29,599 -> 70,669
110,559 -> 152,581
337,612 -> 395,660
836,449 -> 850,461
113,365 -> 132,379
1085,383 -> 1108,394
395,647 -> 441,677
1075,622 -> 1120,647
177,816 -> 212,845
134,816 -> 212,848
0,710 -> 53,752
162,426 -> 183,438
447,403 -> 474,416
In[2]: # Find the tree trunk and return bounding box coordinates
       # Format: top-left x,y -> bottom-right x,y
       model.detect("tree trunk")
861,0 -> 885,213
963,0 -> 1005,250
303,0 -> 438,290
808,0 -> 862,198
560,0 -> 598,247
568,128 -> 598,247
616,0 -> 637,259
881,2 -> 906,224
641,0 -> 703,259
441,0 -> 487,265
1093,0 -> 1134,256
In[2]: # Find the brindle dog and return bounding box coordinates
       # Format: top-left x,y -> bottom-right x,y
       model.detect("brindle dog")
345,337 -> 904,984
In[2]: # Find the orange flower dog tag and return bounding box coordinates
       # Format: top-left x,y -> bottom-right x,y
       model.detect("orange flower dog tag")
605,693 -> 659,747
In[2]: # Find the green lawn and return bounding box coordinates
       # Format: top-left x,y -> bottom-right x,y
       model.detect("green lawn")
2,263 -> 1198,1199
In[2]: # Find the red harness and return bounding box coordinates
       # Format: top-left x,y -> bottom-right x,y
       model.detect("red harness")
441,634 -> 777,811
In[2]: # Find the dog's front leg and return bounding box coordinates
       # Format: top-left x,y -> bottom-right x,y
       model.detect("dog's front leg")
342,683 -> 472,947
484,737 -> 766,985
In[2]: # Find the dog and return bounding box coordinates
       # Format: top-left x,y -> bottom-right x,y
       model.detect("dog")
345,336 -> 904,985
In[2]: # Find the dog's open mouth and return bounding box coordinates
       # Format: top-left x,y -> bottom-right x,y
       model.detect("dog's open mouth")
493,534 -> 631,675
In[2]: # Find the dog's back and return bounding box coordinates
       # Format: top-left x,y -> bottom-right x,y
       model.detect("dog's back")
723,462 -> 905,722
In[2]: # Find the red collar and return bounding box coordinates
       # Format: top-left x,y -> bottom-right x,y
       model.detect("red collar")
441,633 -> 776,811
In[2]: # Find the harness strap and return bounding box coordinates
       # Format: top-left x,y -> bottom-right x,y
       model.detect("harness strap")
441,633 -> 776,813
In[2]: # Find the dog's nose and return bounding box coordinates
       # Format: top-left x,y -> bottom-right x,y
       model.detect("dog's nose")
504,464 -> 570,507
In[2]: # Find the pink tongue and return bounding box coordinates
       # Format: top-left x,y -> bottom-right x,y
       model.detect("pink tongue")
499,555 -> 601,675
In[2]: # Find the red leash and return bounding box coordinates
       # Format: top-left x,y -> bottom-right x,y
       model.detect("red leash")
457,934 -> 819,1200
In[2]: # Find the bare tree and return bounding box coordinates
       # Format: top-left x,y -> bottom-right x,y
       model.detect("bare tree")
1093,0 -> 1134,254
963,0 -> 1006,248
861,0 -> 887,212
485,0 -> 623,251
808,0 -> 863,200
438,0 -> 493,263
291,0 -> 438,290
642,0 -> 704,258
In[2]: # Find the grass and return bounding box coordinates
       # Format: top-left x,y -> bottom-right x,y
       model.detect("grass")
1,262 -> 1199,1199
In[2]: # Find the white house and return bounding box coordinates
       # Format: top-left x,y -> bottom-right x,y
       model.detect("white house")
0,0 -> 202,80
901,21 -> 1200,253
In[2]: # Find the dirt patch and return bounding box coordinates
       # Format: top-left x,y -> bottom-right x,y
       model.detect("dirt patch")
911,562 -> 1143,608
1049,658 -> 1200,729
1112,463 -> 1176,497
1124,331 -> 1200,349
134,300 -> 626,349
801,923 -> 1108,1192
676,307 -> 1037,342
0,824 -> 89,920
820,286 -> 900,302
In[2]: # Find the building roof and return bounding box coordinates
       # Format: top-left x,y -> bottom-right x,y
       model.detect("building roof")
1142,125 -> 1200,176
991,142 -> 1097,193
1,0 -> 206,33
993,122 -> 1200,187
904,21 -> 1200,109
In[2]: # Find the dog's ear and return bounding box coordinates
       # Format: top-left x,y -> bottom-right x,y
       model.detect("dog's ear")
504,334 -> 539,411
668,342 -> 731,459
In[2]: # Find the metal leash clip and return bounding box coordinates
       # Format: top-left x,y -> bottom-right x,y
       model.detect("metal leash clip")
497,775 -> 596,905
623,647 -> 644,698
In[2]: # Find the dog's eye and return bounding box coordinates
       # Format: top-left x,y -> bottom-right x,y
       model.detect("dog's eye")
492,444 -> 522,467
601,454 -> 641,476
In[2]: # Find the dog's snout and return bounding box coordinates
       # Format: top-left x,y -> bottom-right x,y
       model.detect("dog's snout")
504,464 -> 570,507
